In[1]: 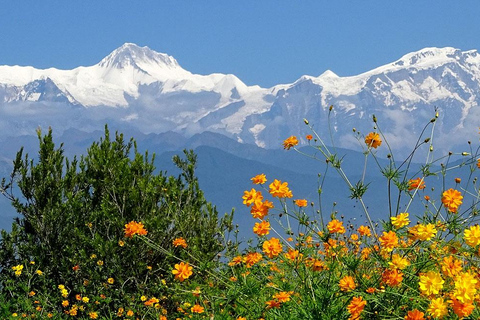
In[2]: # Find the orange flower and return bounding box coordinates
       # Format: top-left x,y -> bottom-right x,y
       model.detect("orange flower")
382,268 -> 403,286
250,199 -> 273,219
262,238 -> 283,258
347,296 -> 366,320
144,297 -> 159,306
251,174 -> 267,184
408,178 -> 425,191
173,237 -> 187,248
172,262 -> 193,282
191,305 -> 204,314
366,287 -> 376,294
306,134 -> 313,141
364,132 -> 382,148
284,249 -> 300,262
327,219 -> 346,234
357,225 -> 371,237
441,188 -> 463,213
265,299 -> 281,309
269,179 -> 293,198
294,199 -> 308,207
451,297 -> 475,318
441,256 -> 462,278
283,136 -> 298,150
243,252 -> 262,268
273,291 -> 292,303
339,276 -> 356,292
404,309 -> 425,320
379,231 -> 398,252
477,158 -> 480,169
228,256 -> 243,267
253,220 -> 271,236
124,221 -> 148,238
242,188 -> 263,207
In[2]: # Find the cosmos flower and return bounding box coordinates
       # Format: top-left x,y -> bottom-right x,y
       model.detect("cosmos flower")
364,132 -> 382,148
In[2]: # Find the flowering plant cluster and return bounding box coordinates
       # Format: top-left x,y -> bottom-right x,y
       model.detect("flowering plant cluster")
3,112 -> 480,319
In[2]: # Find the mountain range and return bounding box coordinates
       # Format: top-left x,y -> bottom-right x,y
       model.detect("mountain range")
1,43 -> 480,234
1,43 -> 480,155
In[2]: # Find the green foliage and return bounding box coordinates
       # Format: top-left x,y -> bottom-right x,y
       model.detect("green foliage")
0,126 -> 232,316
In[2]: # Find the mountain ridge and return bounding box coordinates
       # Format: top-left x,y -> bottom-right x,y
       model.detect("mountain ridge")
1,43 -> 480,156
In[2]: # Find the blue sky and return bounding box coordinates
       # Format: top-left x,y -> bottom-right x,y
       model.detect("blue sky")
1,1 -> 479,87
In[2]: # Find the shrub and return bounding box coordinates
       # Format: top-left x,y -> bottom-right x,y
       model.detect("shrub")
0,127 -> 232,317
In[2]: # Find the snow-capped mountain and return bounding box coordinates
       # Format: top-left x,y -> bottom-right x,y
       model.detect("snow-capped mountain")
1,44 -> 480,155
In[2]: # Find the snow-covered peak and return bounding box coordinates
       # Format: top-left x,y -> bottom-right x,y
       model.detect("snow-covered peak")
98,43 -> 181,70
318,70 -> 339,78
392,47 -> 462,68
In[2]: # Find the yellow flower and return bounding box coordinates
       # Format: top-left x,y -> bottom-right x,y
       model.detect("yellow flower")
391,212 -> 410,229
418,271 -> 444,296
453,271 -> 477,303
36,270 -> 43,276
283,136 -> 298,150
464,225 -> 480,247
427,297 -> 448,319
251,174 -> 267,184
253,220 -> 271,236
364,132 -> 381,148
88,312 -> 98,319
124,221 -> 148,238
82,296 -> 89,303
107,278 -> 114,284
172,262 -> 193,282
62,300 -> 69,307
441,188 -> 463,213
269,179 -> 293,198
409,224 -> 437,241
389,254 -> 410,270
262,237 -> 283,258
12,264 -> 23,277
339,275 -> 356,292
173,237 -> 188,248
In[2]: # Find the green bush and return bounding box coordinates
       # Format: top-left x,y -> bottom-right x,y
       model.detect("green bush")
0,127 -> 233,317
